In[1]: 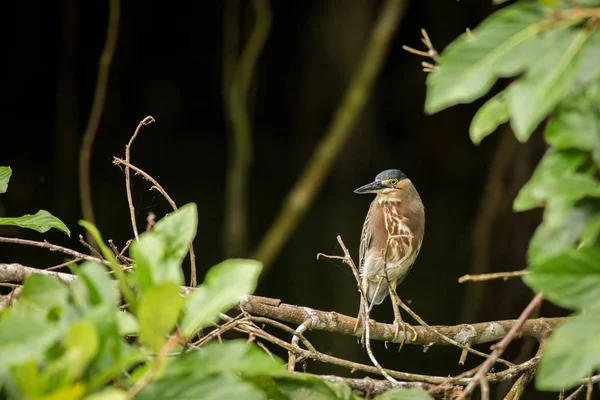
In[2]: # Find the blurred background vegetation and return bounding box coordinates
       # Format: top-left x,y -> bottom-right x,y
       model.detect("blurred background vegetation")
3,1 -> 557,397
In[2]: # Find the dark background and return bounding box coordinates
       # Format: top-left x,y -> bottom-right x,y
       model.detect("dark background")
3,1 -> 563,398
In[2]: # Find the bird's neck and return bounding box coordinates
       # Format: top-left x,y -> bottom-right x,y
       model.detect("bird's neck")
376,193 -> 403,205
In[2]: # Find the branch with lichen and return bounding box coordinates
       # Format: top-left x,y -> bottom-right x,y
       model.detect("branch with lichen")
0,261 -> 563,347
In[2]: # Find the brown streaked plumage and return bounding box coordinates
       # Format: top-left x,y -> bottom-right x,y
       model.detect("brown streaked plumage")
354,169 -> 425,341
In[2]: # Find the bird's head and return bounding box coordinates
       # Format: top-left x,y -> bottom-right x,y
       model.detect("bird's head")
354,169 -> 409,195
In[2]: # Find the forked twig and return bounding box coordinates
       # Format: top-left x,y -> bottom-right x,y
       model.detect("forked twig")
124,115 -> 155,241
402,28 -> 439,72
288,319 -> 312,371
318,235 -> 398,384
458,294 -> 544,399
112,157 -> 198,287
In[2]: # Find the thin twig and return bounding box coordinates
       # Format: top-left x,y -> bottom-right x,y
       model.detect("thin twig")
146,212 -> 156,232
249,316 -> 317,354
504,341 -> 545,400
126,332 -> 181,398
45,258 -> 82,271
394,293 -> 514,367
253,0 -> 408,272
565,385 -> 586,400
0,237 -> 111,266
459,270 -> 526,283
288,319 -> 312,371
78,0 -> 120,247
479,375 -> 490,400
124,115 -> 155,241
108,239 -> 133,265
458,294 -> 544,399
335,235 -> 398,383
223,0 -> 272,258
192,313 -> 249,347
586,375 -> 593,400
79,235 -> 103,259
231,316 -> 543,386
112,157 -> 197,287
402,28 -> 439,72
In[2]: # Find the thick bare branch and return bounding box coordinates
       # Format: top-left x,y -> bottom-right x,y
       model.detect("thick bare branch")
0,261 -> 564,347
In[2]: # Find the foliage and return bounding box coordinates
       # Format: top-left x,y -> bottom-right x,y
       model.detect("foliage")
425,0 -> 600,391
0,201 -> 429,399
0,166 -> 70,236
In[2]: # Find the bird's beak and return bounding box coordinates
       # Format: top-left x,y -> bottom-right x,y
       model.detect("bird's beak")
354,180 -> 385,194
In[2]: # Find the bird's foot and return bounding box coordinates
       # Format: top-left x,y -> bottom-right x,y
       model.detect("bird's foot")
393,319 -> 418,350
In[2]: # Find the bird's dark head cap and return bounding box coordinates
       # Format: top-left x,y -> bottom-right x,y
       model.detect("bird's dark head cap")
374,169 -> 407,182
354,169 -> 408,194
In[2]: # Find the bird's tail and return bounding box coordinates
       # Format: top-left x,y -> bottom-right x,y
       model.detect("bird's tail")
366,279 -> 389,305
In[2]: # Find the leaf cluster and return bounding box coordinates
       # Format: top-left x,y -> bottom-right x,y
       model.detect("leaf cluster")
425,0 -> 600,391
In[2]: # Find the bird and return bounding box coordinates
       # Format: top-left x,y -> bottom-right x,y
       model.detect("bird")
353,169 -> 425,344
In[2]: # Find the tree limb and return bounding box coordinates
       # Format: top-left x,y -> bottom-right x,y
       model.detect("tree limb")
0,261 -> 564,347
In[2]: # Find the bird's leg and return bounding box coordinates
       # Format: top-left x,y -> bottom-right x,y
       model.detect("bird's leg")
353,279 -> 376,345
388,283 -> 418,348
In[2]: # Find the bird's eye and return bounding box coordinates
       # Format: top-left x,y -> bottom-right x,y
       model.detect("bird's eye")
389,179 -> 398,186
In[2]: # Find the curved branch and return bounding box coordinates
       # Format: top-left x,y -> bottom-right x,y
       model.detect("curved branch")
223,0 -> 272,258
78,0 -> 120,243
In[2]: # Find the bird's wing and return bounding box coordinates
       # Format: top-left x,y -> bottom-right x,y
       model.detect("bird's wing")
358,202 -> 374,275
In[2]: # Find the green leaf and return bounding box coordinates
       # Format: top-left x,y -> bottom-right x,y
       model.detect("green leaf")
131,234 -> 183,292
152,203 -> 198,262
545,105 -> 599,152
9,274 -> 69,322
273,376 -> 353,400
76,262 -> 118,308
65,321 -> 99,370
130,234 -> 163,293
0,210 -> 70,236
569,31 -> 600,96
0,166 -> 11,194
536,310 -> 600,390
425,2 -> 546,113
40,383 -> 87,400
131,203 -> 198,292
582,213 -> 600,246
83,388 -> 128,400
137,374 -> 266,400
79,221 -> 136,312
167,340 -> 283,377
374,387 -> 434,400
469,92 -> 509,144
525,247 -> 600,310
137,283 -> 183,352
116,311 -> 139,336
513,148 -> 600,211
180,259 -> 262,338
0,319 -> 62,371
527,199 -> 595,263
506,28 -> 591,141
10,361 -> 43,399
